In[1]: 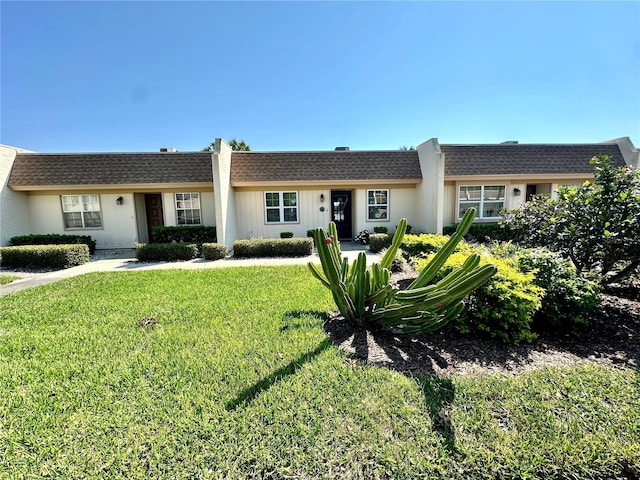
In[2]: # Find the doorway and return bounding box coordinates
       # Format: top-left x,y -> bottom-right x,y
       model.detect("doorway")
331,190 -> 352,240
145,193 -> 164,241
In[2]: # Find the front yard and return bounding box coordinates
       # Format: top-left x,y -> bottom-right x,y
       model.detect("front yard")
1,266 -> 638,479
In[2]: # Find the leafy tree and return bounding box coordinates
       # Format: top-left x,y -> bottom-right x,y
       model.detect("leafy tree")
202,138 -> 251,152
501,155 -> 640,284
399,145 -> 416,151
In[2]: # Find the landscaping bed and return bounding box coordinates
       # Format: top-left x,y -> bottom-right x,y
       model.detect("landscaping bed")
325,275 -> 640,377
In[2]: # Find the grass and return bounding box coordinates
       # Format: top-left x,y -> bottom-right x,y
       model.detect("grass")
0,274 -> 21,285
1,265 -> 638,479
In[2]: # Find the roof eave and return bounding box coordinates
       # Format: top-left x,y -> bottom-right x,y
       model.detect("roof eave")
9,182 -> 214,192
231,178 -> 420,188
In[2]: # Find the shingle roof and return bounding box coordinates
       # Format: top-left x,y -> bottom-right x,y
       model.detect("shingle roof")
441,143 -> 626,176
8,152 -> 214,187
230,150 -> 422,184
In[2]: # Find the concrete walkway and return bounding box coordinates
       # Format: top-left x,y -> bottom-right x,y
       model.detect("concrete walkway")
1,243 -> 382,296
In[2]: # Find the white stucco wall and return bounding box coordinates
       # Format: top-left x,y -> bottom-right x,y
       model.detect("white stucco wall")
415,139 -> 444,233
212,140 -> 236,248
0,145 -> 33,246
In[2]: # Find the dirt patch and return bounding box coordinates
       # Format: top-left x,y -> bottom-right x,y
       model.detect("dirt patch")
324,277 -> 640,377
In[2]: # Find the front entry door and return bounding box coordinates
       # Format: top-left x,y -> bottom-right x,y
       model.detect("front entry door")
331,190 -> 352,240
145,194 -> 164,241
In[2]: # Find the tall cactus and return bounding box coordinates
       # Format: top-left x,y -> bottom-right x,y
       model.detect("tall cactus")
308,208 -> 496,333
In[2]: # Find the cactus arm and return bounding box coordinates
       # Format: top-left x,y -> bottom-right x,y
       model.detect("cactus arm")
308,263 -> 330,288
408,208 -> 477,289
380,218 -> 408,269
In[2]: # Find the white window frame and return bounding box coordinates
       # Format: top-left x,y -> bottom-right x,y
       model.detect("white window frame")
175,192 -> 202,225
265,191 -> 298,224
61,194 -> 102,229
367,189 -> 389,221
457,185 -> 506,220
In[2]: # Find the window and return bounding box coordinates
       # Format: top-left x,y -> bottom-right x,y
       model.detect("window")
265,191 -> 298,223
175,193 -> 201,225
367,189 -> 389,221
61,194 -> 102,229
458,185 -> 505,220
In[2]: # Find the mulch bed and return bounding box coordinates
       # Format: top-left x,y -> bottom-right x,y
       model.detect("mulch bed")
323,277 -> 640,377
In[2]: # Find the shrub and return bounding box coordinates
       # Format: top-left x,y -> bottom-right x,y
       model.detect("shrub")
517,247 -> 600,329
202,243 -> 227,261
233,238 -> 313,258
402,234 -> 456,257
0,244 -> 89,268
280,231 -> 294,239
135,243 -> 199,262
413,247 -> 544,344
9,233 -> 97,255
373,226 -> 388,234
501,155 -> 640,284
150,226 -> 216,245
369,233 -> 391,253
442,222 -> 511,243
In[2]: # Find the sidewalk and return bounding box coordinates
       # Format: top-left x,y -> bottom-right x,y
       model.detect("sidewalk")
1,243 -> 382,296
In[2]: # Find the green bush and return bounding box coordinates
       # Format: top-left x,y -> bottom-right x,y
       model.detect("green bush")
0,244 -> 90,268
501,155 -> 640,284
401,233 -> 460,257
373,226 -> 388,234
233,238 -> 313,258
442,222 -> 512,243
414,248 -> 543,344
369,233 -> 391,253
202,243 -> 227,260
150,226 -> 216,245
9,233 -> 97,255
135,243 -> 199,262
517,247 -> 601,329
280,231 -> 294,239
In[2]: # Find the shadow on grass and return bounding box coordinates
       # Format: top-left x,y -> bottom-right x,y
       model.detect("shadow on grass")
226,338 -> 333,411
417,376 -> 458,453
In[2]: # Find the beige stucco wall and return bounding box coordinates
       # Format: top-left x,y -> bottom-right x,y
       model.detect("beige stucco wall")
353,187 -> 416,234
233,186 -> 417,240
0,145 -> 33,246
234,188 -> 331,239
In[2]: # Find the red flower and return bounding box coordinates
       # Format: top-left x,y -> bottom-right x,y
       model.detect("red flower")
326,236 -> 333,245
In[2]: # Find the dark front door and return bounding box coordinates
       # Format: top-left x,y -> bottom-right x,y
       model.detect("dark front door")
145,194 -> 164,241
526,184 -> 537,202
331,190 -> 352,240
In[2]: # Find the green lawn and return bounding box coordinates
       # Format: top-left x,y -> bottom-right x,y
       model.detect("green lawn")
1,266 -> 638,479
0,274 -> 21,285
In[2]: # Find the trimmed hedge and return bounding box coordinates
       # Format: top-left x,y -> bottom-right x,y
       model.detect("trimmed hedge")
151,226 -> 217,244
442,222 -> 512,243
135,243 -> 199,262
373,226 -> 388,234
202,243 -> 227,261
0,244 -> 90,268
233,238 -> 313,258
369,234 -> 392,253
9,233 -> 97,255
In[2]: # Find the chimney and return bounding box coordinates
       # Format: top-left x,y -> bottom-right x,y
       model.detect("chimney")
160,147 -> 178,152
335,146 -> 350,151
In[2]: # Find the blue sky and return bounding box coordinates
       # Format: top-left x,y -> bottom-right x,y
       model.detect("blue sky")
1,1 -> 639,152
